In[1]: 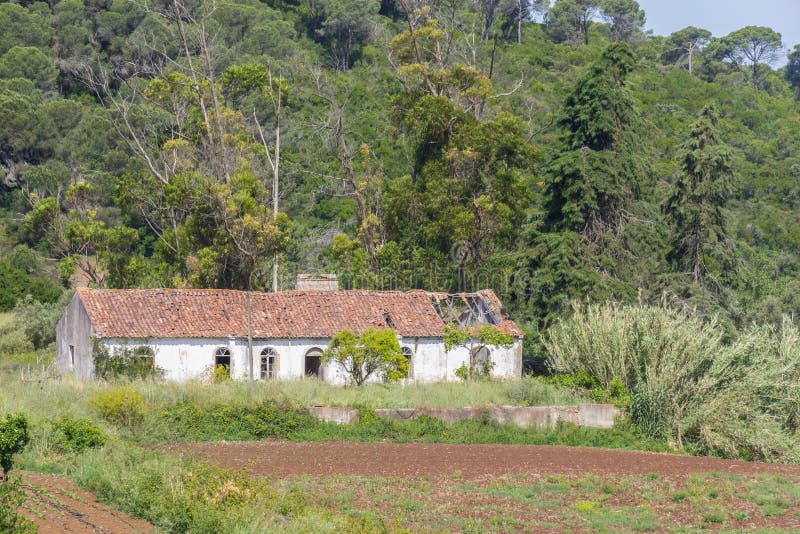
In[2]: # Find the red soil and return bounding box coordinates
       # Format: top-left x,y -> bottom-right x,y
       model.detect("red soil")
168,441 -> 800,478
16,472 -> 153,534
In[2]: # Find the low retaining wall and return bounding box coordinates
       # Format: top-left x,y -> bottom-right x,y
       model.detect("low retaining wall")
311,404 -> 619,429
310,406 -> 360,424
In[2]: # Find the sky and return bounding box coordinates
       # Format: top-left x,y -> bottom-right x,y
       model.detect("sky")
637,0 -> 800,61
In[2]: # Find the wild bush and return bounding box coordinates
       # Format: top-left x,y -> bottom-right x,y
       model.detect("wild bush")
0,329 -> 33,357
143,400 -> 318,442
209,364 -> 231,383
11,294 -> 70,350
52,415 -> 106,453
88,387 -> 146,429
93,340 -> 163,381
0,414 -> 29,480
545,302 -> 800,462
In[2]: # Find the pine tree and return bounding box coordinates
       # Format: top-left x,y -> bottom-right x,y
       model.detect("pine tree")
665,104 -> 735,284
544,42 -> 649,242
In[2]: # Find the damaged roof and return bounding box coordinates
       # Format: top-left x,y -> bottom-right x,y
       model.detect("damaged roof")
76,287 -> 523,339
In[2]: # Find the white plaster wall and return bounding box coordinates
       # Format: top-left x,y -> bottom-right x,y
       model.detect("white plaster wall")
101,335 -> 523,383
404,337 -> 522,383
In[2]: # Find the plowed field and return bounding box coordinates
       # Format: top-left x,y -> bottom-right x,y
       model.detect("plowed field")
169,441 -> 800,532
16,472 -> 153,534
170,441 -> 800,478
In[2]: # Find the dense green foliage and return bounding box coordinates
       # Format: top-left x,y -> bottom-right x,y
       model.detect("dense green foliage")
546,302 -> 800,462
0,0 -> 797,359
0,479 -> 35,534
92,339 -> 164,380
0,414 -> 29,480
323,328 -> 408,385
52,414 -> 106,453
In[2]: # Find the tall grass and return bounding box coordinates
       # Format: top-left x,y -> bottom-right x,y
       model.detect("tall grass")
544,302 -> 800,463
0,374 -> 580,413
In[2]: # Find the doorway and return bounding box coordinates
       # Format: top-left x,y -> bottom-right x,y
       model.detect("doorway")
305,348 -> 322,377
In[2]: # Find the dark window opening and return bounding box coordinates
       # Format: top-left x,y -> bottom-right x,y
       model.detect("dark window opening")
305,348 -> 322,377
69,345 -> 75,368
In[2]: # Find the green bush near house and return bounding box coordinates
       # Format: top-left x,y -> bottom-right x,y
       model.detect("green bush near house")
88,387 -> 146,430
52,415 -> 106,453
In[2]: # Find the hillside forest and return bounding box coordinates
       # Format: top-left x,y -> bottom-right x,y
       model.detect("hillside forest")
2,0 -> 800,360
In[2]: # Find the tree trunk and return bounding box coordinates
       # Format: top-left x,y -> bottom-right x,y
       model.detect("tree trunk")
272,120 -> 280,292
693,223 -> 702,284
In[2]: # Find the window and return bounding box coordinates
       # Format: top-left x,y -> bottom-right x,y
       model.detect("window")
260,347 -> 278,379
69,345 -> 75,368
305,348 -> 323,377
214,347 -> 231,377
401,346 -> 413,378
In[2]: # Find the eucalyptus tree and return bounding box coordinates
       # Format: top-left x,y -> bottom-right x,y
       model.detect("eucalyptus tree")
663,26 -> 712,74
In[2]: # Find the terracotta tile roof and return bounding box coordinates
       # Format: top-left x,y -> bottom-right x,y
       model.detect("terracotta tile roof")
77,288 -> 455,339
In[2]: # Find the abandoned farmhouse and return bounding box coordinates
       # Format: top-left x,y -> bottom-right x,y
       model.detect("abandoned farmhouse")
56,282 -> 524,383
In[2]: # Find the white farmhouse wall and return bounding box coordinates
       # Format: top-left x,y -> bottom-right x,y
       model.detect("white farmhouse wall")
95,335 -> 522,384
55,293 -> 95,379
405,337 -> 522,383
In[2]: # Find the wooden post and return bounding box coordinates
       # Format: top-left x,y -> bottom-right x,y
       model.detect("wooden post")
247,291 -> 254,394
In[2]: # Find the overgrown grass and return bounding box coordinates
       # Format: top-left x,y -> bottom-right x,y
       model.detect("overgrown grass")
1,372 -> 640,533
124,375 -> 582,409
282,472 -> 800,532
140,402 -> 667,451
0,374 -> 658,450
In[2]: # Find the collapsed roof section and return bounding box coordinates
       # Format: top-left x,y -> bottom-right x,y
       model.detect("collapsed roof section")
422,290 -> 524,337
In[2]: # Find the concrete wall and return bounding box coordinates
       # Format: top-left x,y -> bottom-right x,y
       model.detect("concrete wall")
368,404 -> 619,429
309,406 -> 360,424
56,293 -> 95,379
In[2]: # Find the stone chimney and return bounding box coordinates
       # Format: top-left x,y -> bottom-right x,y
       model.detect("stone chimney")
296,274 -> 338,291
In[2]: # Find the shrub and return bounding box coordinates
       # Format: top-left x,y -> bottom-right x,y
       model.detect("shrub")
210,364 -> 231,383
52,415 -> 106,453
12,294 -> 70,349
93,340 -> 163,381
89,387 -> 146,429
0,329 -> 33,357
0,414 -> 29,480
0,478 -> 35,533
143,400 -> 318,442
544,302 -> 800,462
0,261 -> 62,312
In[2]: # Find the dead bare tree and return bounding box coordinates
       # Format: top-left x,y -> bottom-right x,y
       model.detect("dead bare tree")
252,69 -> 285,292
310,69 -> 386,269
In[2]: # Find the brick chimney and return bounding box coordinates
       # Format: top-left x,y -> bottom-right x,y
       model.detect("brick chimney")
296,274 -> 338,291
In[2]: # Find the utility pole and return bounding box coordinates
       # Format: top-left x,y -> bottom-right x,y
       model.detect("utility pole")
247,290 -> 254,394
